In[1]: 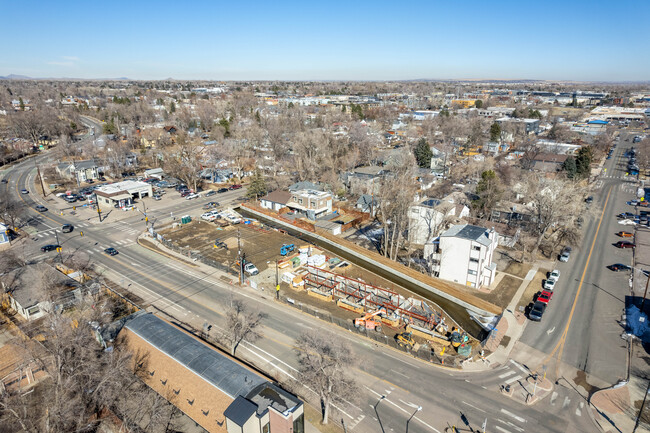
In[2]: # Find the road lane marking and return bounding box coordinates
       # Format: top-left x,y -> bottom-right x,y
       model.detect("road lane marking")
497,419 -> 524,432
500,408 -> 526,423
509,360 -> 529,374
461,401 -> 486,413
537,185 -> 613,376
494,426 -> 513,433
504,375 -> 522,384
562,396 -> 570,409
550,391 -> 558,405
390,369 -> 409,379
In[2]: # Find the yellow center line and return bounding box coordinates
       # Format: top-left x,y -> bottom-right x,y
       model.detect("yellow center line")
537,185 -> 613,375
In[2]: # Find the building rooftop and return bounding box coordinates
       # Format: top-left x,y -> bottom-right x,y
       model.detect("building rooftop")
262,190 -> 292,205
441,224 -> 493,247
96,180 -> 150,195
2,263 -> 78,308
124,313 -> 267,399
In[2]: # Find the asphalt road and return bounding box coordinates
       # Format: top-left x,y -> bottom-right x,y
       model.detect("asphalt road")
0,132 -> 604,433
518,132 -> 639,390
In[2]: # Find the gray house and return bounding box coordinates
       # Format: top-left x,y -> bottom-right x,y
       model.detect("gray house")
56,159 -> 99,183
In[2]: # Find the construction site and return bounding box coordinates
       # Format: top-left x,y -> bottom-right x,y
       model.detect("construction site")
157,216 -> 480,361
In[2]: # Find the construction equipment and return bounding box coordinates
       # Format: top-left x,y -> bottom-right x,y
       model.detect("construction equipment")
395,331 -> 415,349
449,327 -> 468,349
354,309 -> 384,331
280,243 -> 295,256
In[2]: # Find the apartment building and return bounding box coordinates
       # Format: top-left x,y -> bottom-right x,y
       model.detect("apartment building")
425,224 -> 498,289
287,189 -> 333,220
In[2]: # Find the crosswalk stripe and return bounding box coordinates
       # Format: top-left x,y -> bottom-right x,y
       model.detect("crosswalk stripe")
504,375 -> 522,384
37,233 -> 44,238
499,370 -> 516,379
509,360 -> 529,375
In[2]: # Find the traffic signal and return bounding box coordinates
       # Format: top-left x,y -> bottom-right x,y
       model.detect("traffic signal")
56,247 -> 62,253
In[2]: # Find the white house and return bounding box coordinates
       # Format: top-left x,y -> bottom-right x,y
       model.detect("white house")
287,189 -> 333,220
260,190 -> 292,212
408,195 -> 470,245
425,224 -> 498,289
0,223 -> 9,246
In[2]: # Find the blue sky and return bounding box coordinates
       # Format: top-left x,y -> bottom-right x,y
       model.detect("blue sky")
2,0 -> 649,81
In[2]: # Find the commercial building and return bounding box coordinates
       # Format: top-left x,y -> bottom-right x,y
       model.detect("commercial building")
425,224 -> 498,289
94,180 -> 153,209
118,313 -> 304,433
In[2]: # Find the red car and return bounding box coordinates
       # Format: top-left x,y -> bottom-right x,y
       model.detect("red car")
536,290 -> 553,305
180,190 -> 191,197
229,184 -> 243,190
614,241 -> 635,249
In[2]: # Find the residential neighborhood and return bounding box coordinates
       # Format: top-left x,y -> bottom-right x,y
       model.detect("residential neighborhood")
1,2 -> 650,433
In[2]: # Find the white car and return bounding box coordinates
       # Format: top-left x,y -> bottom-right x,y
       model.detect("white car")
548,269 -> 560,282
186,193 -> 199,200
244,263 -> 259,276
619,219 -> 637,226
543,278 -> 556,291
201,211 -> 219,221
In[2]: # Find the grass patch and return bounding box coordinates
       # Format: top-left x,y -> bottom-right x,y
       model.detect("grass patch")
304,403 -> 344,433
503,262 -> 532,279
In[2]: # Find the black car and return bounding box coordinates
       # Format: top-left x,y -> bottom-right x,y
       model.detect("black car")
608,264 -> 631,272
104,247 -> 118,256
35,205 -> 48,212
585,196 -> 593,204
528,301 -> 546,322
41,244 -> 60,252
205,190 -> 216,197
1,179 -> 7,184
62,224 -> 74,233
217,188 -> 229,193
617,212 -> 635,219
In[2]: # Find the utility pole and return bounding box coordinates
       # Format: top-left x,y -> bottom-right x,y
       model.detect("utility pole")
275,259 -> 280,300
55,231 -> 62,263
35,162 -> 46,197
237,229 -> 242,285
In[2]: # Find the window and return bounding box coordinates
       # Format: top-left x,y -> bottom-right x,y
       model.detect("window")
468,270 -> 477,275
469,258 -> 479,263
472,246 -> 481,251
293,413 -> 304,433
262,422 -> 270,433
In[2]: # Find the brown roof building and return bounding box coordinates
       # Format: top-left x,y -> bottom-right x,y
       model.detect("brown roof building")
119,313 -> 303,433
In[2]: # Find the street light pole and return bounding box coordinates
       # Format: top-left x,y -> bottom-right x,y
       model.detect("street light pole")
406,406 -> 422,433
373,396 -> 386,433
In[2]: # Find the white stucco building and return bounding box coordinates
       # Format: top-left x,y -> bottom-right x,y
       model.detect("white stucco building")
425,224 -> 498,289
408,196 -> 470,245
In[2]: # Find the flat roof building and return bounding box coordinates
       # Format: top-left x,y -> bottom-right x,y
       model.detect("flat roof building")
95,180 -> 153,208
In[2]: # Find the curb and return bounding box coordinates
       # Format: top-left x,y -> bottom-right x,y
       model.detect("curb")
137,236 -> 199,267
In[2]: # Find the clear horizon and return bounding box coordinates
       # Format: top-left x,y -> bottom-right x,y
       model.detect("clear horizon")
3,0 -> 649,82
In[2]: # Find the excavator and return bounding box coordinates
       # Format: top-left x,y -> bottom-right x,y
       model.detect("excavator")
354,309 -> 384,332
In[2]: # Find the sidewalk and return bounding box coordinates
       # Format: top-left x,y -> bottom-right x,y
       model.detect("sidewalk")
589,340 -> 650,433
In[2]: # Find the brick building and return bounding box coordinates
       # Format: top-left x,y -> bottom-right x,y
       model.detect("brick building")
119,313 -> 304,433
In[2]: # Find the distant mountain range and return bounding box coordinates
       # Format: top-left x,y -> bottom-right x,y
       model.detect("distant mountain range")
0,74 -> 131,81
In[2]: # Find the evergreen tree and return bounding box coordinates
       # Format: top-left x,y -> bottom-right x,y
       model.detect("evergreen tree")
169,101 -> 176,113
490,122 -> 502,142
19,97 -> 25,111
575,146 -> 593,178
561,156 -> 577,178
414,138 -> 433,168
219,118 -> 231,137
474,99 -> 483,109
246,170 -> 267,200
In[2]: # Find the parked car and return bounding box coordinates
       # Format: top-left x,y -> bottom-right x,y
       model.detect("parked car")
627,200 -> 641,206
201,211 -> 219,221
548,269 -> 560,282
205,190 -> 216,197
180,190 -> 191,197
617,212 -> 636,219
35,205 -> 47,212
617,231 -> 634,237
543,278 -> 556,291
217,188 -> 229,193
21,189 -> 29,194
153,194 -> 162,200
229,184 -> 243,190
528,301 -> 546,322
122,205 -> 136,211
203,201 -> 220,210
585,196 -> 593,204
244,262 -> 259,276
62,224 -> 74,233
64,196 -> 77,203
536,290 -> 554,305
41,244 -> 60,252
104,247 -> 119,256
608,264 -> 632,272
614,241 -> 635,249
559,247 -> 571,262
186,193 -> 199,200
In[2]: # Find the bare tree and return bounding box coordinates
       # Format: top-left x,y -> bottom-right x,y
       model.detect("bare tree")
222,299 -> 265,356
0,195 -> 26,233
295,329 -> 358,425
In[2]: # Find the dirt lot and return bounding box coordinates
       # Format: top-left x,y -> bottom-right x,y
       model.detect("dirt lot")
503,261 -> 532,279
160,220 -> 297,273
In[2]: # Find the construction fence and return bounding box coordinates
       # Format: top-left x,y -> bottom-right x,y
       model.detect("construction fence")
279,295 -> 465,369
